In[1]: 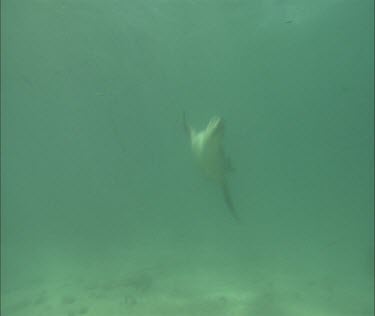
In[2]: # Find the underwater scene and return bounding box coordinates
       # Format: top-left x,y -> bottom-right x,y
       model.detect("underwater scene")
1,0 -> 374,315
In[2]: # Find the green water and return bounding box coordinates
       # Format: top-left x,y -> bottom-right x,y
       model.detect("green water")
1,0 -> 373,315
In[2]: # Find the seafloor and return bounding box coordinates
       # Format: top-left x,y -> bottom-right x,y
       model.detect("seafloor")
2,251 -> 372,316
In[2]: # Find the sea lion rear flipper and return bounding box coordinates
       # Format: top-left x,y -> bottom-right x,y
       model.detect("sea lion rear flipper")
223,153 -> 235,173
221,182 -> 240,222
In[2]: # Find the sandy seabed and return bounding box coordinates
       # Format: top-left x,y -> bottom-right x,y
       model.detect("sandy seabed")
2,253 -> 373,316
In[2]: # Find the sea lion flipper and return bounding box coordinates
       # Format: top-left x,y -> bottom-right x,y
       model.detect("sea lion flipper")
221,182 -> 240,222
221,150 -> 234,172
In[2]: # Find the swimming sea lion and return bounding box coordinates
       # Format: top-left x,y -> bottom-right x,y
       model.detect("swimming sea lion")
183,113 -> 239,221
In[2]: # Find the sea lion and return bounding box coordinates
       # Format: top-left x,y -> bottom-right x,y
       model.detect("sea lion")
183,113 -> 239,221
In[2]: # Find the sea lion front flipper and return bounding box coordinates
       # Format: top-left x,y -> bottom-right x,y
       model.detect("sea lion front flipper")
221,182 -> 240,222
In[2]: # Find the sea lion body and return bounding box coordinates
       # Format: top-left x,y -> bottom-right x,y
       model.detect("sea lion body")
190,117 -> 227,182
184,114 -> 239,220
